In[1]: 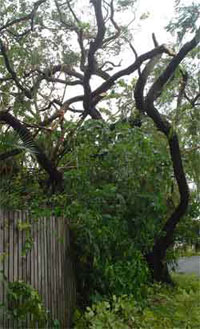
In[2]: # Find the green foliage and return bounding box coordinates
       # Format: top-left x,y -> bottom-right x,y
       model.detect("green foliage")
62,50 -> 80,66
0,117 -> 186,305
74,274 -> 200,329
17,221 -> 34,256
6,281 -> 48,328
0,0 -> 199,314
166,3 -> 200,42
175,246 -> 200,258
173,195 -> 200,250
59,120 -> 173,303
0,166 -> 44,210
1,116 -> 199,308
117,0 -> 136,9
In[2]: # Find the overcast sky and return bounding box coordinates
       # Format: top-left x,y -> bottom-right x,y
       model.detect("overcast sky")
132,0 -> 199,52
134,0 -> 175,52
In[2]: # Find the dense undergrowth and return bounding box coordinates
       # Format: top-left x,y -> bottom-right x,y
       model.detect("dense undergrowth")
1,120 -> 199,308
74,274 -> 200,329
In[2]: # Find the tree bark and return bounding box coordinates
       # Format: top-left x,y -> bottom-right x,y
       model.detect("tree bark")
133,29 -> 200,283
0,110 -> 63,191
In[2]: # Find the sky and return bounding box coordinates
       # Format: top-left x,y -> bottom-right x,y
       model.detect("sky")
127,0 -> 199,53
134,0 -> 175,52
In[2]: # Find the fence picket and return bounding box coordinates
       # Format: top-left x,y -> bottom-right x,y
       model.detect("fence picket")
0,209 -> 75,328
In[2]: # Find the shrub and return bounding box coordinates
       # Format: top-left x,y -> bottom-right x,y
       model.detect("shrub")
74,274 -> 200,329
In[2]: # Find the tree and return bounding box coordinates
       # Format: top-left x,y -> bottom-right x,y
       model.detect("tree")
0,0 -> 199,284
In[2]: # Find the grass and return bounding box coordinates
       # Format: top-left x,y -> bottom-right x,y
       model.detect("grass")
75,274 -> 200,329
144,274 -> 200,328
175,246 -> 200,257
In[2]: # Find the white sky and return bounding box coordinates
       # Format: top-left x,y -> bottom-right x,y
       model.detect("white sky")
129,0 -> 199,53
134,0 -> 175,52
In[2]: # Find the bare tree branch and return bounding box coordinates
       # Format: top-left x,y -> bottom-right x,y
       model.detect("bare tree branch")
0,40 -> 32,99
82,0 -> 106,118
40,65 -> 84,80
0,0 -> 46,33
176,68 -> 188,109
92,44 -> 173,106
184,91 -> 200,107
134,49 -> 163,114
54,0 -> 79,32
30,64 -> 84,94
103,0 -> 121,45
146,28 -> 200,105
45,77 -> 83,85
38,45 -> 174,124
64,0 -> 87,72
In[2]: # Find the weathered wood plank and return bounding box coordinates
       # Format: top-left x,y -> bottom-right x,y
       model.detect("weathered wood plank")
52,215 -> 56,321
0,210 -> 75,328
46,216 -> 52,317
0,210 -> 4,328
43,216 -> 48,313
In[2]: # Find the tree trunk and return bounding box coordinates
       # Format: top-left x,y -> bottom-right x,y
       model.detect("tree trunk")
0,110 -> 63,192
145,246 -> 172,284
133,33 -> 198,283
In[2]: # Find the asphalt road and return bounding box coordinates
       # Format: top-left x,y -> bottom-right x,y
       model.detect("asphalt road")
172,256 -> 200,276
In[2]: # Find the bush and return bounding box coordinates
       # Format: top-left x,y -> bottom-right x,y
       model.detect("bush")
74,274 -> 200,329
6,281 -> 48,328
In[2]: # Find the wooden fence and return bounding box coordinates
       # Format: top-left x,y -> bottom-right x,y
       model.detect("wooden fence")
0,209 -> 76,328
